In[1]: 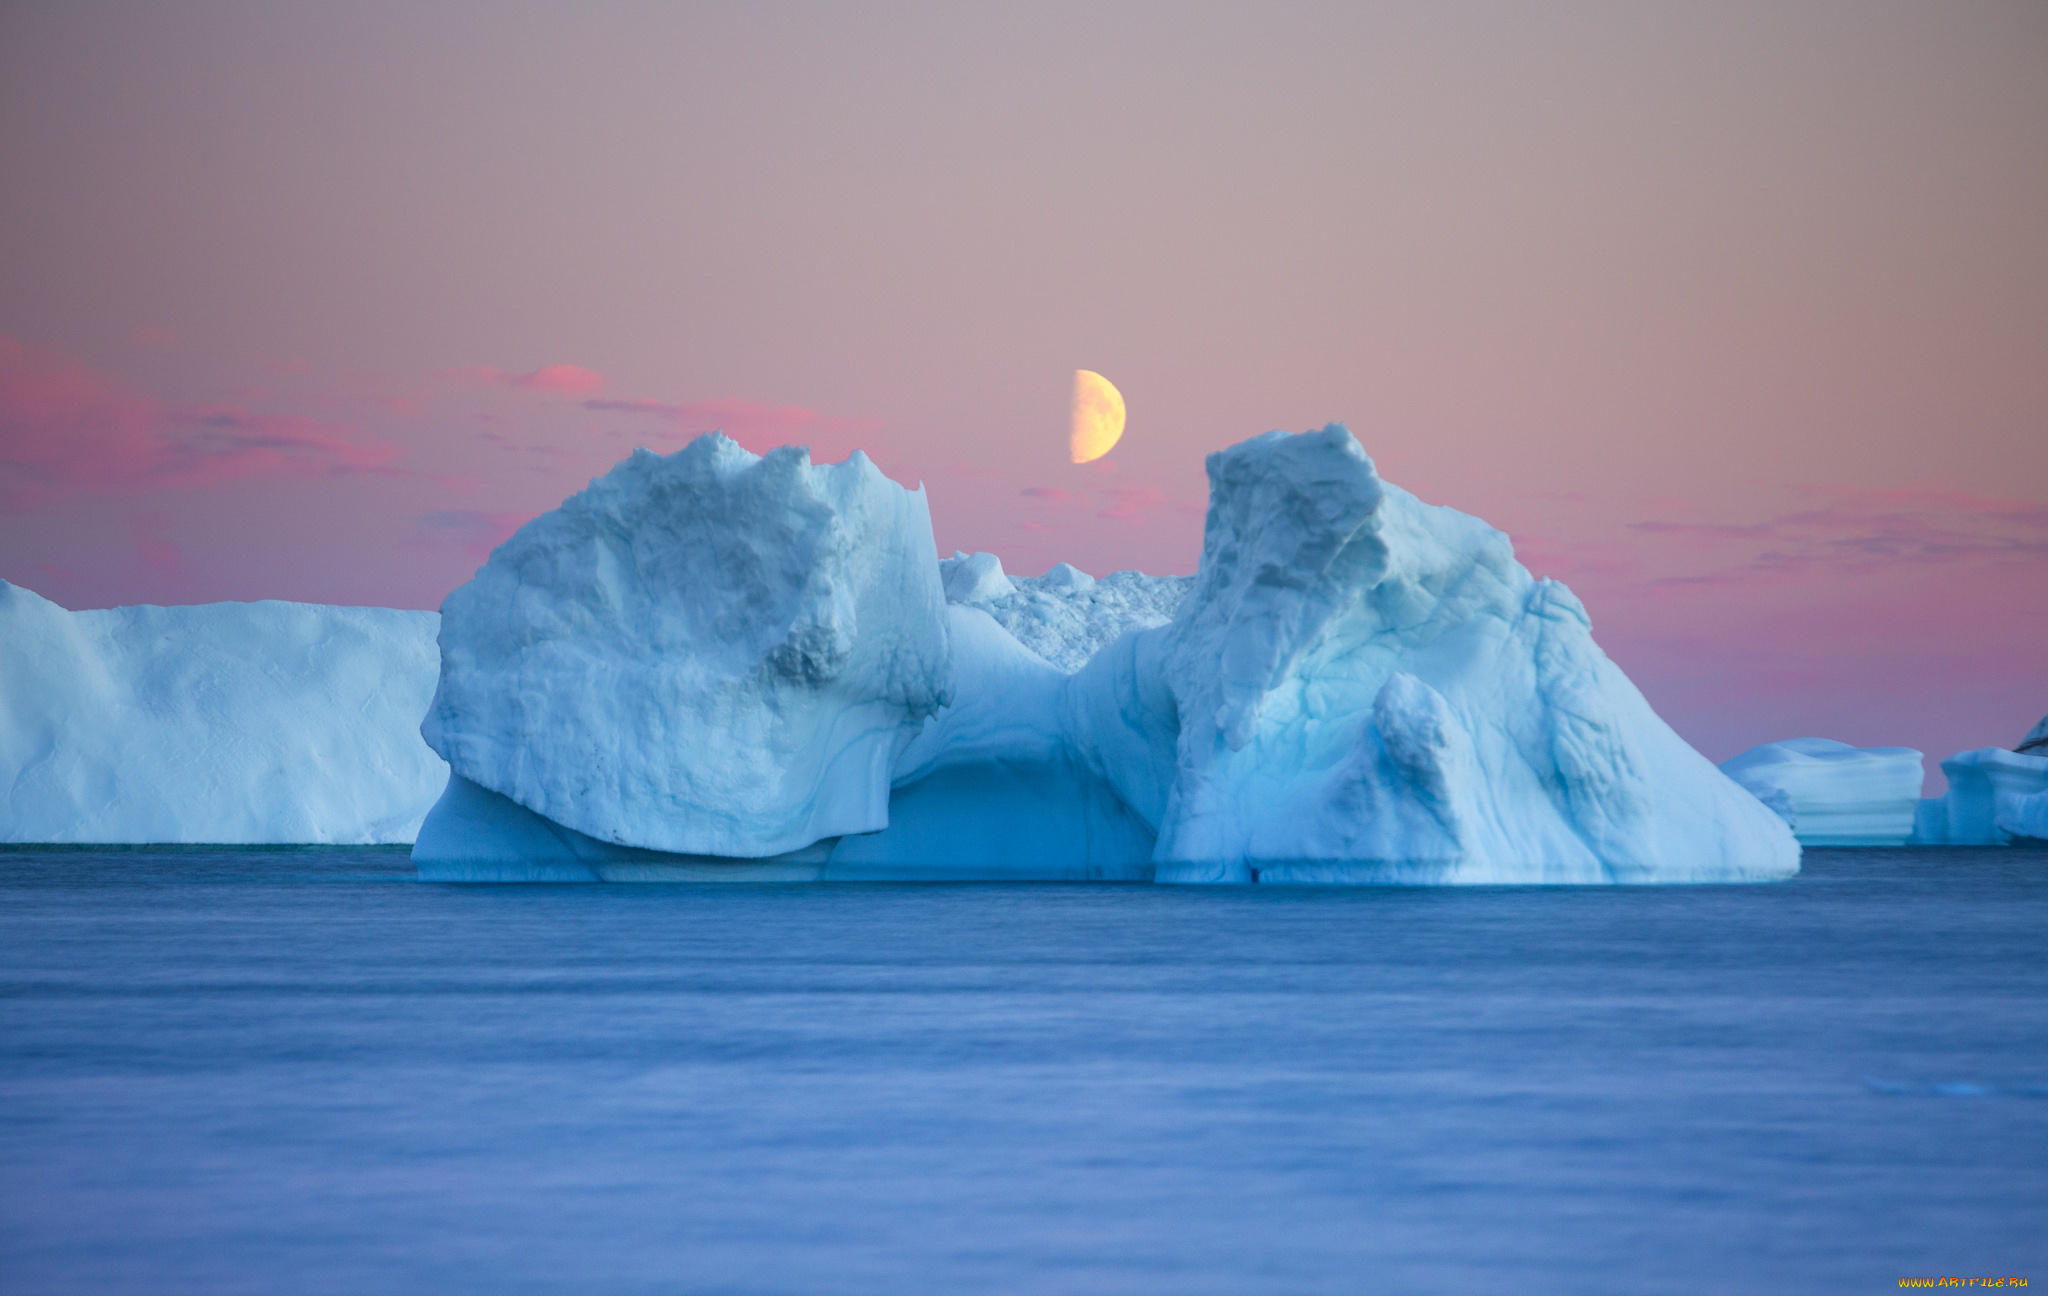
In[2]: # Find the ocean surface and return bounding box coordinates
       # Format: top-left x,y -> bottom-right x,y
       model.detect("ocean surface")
1,847 -> 2042,1295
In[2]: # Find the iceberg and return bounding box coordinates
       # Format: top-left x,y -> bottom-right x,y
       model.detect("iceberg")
419,435 -> 952,861
0,580 -> 446,844
1718,738 -> 1924,846
414,424 -> 1797,884
1906,715 -> 2048,846
1912,744 -> 2048,846
1060,426 -> 1795,883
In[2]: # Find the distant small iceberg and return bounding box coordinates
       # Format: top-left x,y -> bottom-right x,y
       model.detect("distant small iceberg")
1721,718 -> 2048,849
1718,739 -> 1923,846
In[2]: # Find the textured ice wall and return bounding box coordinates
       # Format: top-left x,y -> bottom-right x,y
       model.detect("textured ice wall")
940,550 -> 1192,673
1913,746 -> 2048,845
1063,425 -> 1799,883
1719,738 -> 1923,846
1907,715 -> 2048,845
421,435 -> 951,858
0,581 -> 445,844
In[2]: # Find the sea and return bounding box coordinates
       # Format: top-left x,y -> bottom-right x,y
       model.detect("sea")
0,845 -> 2042,1295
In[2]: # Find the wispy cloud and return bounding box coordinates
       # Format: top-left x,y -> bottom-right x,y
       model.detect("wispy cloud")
1629,484 -> 2048,582
0,337 -> 401,509
510,364 -> 605,396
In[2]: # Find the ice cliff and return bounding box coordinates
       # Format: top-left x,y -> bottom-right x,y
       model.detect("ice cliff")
0,581 -> 446,844
414,425 -> 1798,883
420,436 -> 951,859
1719,739 -> 1923,846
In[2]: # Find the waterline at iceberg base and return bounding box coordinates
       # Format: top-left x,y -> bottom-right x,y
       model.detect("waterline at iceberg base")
413,424 -> 1798,885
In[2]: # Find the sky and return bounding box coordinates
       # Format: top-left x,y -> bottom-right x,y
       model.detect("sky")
1,0 -> 2043,787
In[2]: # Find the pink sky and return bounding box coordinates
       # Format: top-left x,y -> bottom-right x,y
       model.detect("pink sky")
1,1 -> 2043,787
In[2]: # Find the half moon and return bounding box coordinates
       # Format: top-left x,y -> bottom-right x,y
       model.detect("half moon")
1070,370 -> 1126,464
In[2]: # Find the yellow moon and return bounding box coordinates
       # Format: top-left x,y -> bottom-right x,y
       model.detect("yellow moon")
1070,369 -> 1126,464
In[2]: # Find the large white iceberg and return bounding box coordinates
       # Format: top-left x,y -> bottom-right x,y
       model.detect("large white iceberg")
1718,738 -> 1923,846
0,581 -> 446,844
419,435 -> 952,860
1061,426 -> 1795,883
413,425 -> 1797,884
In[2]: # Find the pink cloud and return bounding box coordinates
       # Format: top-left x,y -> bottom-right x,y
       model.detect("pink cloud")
512,364 -> 605,396
0,337 -> 401,508
1021,485 -> 1073,505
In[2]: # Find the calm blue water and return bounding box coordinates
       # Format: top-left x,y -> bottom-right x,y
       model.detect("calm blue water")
1,848 -> 2043,1295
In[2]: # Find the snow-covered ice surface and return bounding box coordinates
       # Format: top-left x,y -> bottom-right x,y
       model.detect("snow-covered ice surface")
416,425 -> 1796,884
419,435 -> 951,860
0,581 -> 446,844
1719,738 -> 1923,846
941,550 -> 1192,673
